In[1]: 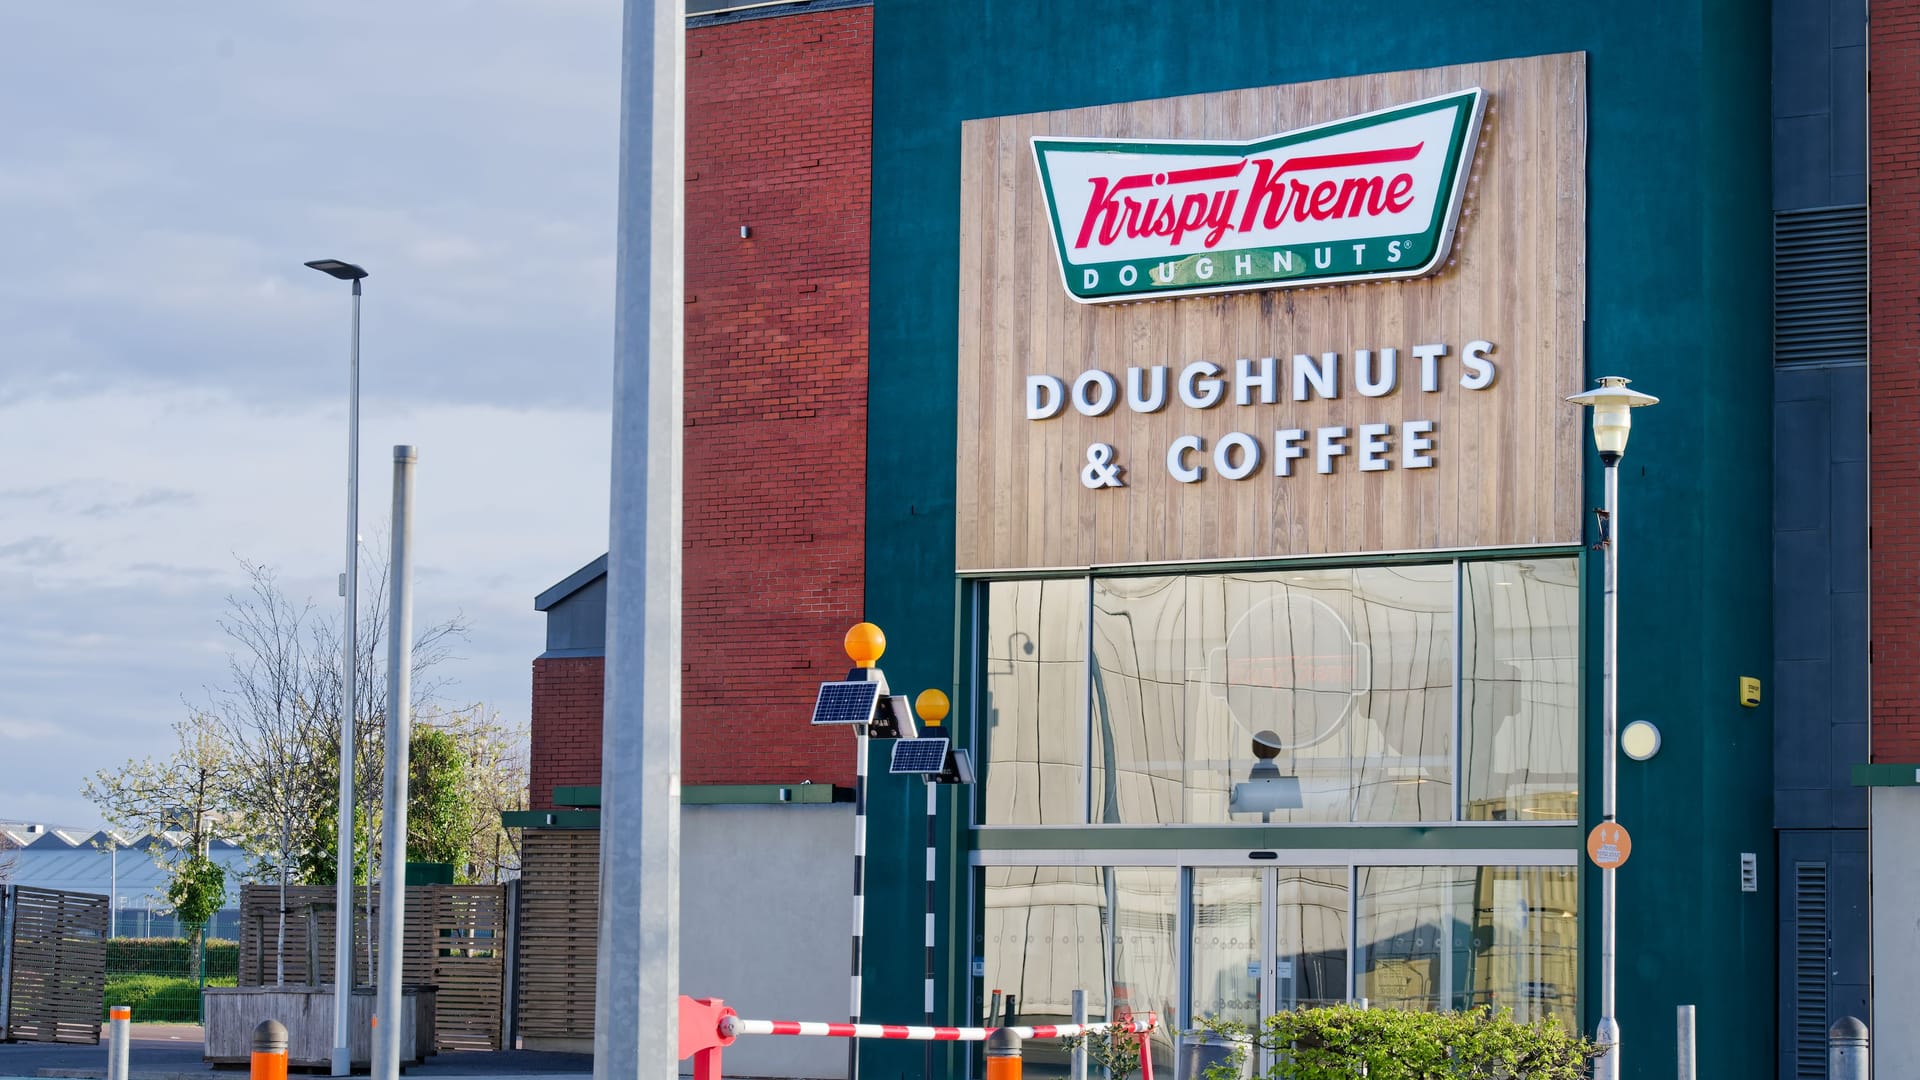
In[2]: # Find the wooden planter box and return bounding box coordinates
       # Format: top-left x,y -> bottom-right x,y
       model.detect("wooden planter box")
204,986 -> 436,1069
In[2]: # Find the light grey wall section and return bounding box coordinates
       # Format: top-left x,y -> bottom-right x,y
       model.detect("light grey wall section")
1773,364 -> 1867,831
680,803 -> 851,1080
543,574 -> 608,656
1772,0 -> 1865,209
1873,790 -> 1920,1072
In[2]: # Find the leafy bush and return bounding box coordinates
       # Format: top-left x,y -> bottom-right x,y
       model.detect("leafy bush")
106,937 -> 238,980
1193,1005 -> 1602,1080
102,973 -> 236,1023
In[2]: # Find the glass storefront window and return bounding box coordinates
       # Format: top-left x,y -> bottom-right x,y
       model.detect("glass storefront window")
979,556 -> 1578,827
984,862 -> 1574,1077
1090,566 -> 1454,825
981,865 -> 1109,1021
1461,560 -> 1581,821
1355,865 -> 1578,1027
984,579 -> 1086,825
1113,868 -> 1178,1077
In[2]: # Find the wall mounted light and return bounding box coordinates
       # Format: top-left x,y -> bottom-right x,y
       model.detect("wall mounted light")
1621,720 -> 1662,761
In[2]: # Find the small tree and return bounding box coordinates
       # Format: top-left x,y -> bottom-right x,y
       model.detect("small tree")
406,725 -> 472,868
85,711 -> 228,979
165,855 -> 227,974
1061,1016 -> 1149,1080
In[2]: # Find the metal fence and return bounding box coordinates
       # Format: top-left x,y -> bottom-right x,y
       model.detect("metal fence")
102,936 -> 235,1024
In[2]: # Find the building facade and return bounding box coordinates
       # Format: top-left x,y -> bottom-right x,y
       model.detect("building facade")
861,4 -> 1779,1079
519,1 -> 1908,1077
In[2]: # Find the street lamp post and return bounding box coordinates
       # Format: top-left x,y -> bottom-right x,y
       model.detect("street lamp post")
305,258 -> 368,1078
1566,375 -> 1657,1080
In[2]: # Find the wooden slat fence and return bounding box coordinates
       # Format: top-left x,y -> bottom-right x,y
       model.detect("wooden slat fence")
2,885 -> 108,1044
237,883 -> 504,1050
515,830 -> 598,1043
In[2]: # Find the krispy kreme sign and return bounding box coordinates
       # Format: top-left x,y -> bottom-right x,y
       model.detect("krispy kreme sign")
1032,88 -> 1484,302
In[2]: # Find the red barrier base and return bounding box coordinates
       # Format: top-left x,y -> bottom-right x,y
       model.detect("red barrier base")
678,996 -> 738,1080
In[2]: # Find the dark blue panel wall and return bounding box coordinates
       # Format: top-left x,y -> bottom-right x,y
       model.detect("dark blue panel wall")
1770,1 -> 1866,1076
1772,0 -> 1867,209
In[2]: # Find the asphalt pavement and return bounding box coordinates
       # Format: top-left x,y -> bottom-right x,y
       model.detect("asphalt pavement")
0,1025 -> 591,1080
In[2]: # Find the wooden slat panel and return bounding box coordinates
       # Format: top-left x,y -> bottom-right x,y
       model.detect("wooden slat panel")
514,831 -> 599,1041
956,54 -> 1588,572
236,882 -> 505,1051
7,886 -> 109,1044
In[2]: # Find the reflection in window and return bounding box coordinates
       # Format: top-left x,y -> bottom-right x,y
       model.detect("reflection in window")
981,866 -> 1109,1023
1464,866 -> 1578,1029
1462,560 -> 1580,821
1355,867 -> 1459,1012
1275,870 -> 1349,1010
980,867 -> 1177,1078
984,580 -> 1086,825
1092,567 -> 1453,824
1356,866 -> 1577,1028
1113,869 -> 1178,1077
1189,870 -> 1262,1030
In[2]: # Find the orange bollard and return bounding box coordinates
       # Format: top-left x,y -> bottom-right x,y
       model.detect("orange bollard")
250,1019 -> 288,1080
985,1024 -> 1022,1080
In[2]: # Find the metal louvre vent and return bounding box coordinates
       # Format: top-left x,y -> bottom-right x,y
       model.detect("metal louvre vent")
1793,862 -> 1830,1079
1775,206 -> 1867,366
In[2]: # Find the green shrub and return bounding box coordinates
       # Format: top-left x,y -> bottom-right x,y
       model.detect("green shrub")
101,973 -> 234,1023
1193,1005 -> 1602,1080
105,938 -> 238,980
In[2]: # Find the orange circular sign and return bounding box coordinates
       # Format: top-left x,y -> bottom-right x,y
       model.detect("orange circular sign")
1587,822 -> 1632,869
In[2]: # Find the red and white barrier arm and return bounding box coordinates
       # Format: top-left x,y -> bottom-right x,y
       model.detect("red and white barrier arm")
722,1016 -> 1155,1042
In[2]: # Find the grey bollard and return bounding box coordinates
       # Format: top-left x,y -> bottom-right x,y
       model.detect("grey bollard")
252,1019 -> 289,1080
106,1005 -> 130,1080
1830,1016 -> 1869,1080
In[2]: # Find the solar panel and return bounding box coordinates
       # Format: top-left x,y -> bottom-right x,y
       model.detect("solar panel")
890,737 -> 950,775
810,680 -> 881,726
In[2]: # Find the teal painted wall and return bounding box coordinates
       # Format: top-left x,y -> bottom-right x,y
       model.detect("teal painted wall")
865,2 -> 1775,1077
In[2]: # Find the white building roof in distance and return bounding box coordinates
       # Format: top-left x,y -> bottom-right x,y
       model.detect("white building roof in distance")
0,821 -> 250,907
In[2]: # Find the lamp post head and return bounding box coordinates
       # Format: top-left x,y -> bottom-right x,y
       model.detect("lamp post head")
1566,376 -> 1658,463
304,259 -> 368,281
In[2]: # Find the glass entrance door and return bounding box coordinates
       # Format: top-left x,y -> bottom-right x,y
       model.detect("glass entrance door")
1185,868 -> 1350,1077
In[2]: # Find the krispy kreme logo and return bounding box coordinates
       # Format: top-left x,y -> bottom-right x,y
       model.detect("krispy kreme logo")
1032,88 -> 1484,303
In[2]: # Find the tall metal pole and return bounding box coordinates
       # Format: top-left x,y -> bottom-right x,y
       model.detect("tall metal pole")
1676,1004 -> 1696,1080
331,276 -> 363,1078
591,0 -> 683,1077
373,446 -> 416,1080
1594,459 -> 1620,1080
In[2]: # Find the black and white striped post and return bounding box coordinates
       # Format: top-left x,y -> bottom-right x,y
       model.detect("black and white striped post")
848,723 -> 869,1080
914,688 -> 951,1080
838,621 -> 890,1080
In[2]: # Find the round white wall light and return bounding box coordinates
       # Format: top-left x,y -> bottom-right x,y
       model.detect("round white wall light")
1621,720 -> 1662,761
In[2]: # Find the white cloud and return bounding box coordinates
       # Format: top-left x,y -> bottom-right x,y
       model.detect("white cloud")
0,0 -> 625,825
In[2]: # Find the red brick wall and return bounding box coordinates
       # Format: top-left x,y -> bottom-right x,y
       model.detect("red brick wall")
528,7 -> 871,804
1872,0 -> 1920,760
529,656 -> 606,810
682,6 -> 870,786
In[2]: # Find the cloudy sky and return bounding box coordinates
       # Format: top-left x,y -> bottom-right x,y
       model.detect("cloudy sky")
0,2 -> 623,826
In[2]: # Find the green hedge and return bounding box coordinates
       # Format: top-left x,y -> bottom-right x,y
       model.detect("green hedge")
105,938 -> 237,980
1194,1005 -> 1602,1080
102,973 -> 237,1023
